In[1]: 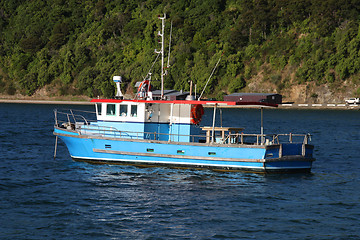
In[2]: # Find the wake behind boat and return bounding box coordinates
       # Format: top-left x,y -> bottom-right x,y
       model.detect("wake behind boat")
53,14 -> 315,173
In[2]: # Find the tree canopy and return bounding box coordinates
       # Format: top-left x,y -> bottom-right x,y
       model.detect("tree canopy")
1,0 -> 360,99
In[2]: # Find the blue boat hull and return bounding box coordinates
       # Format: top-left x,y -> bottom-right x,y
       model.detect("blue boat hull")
54,127 -> 314,173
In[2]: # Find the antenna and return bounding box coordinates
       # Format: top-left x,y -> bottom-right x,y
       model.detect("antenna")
167,20 -> 173,69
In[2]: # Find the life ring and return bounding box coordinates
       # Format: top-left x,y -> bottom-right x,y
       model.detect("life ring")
191,104 -> 204,124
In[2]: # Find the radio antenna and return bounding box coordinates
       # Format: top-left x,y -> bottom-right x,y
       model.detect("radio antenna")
167,20 -> 173,69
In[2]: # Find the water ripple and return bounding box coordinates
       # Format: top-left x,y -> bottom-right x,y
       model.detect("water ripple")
1,104 -> 360,239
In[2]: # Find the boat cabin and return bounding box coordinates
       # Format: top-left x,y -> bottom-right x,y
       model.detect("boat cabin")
91,99 -> 202,142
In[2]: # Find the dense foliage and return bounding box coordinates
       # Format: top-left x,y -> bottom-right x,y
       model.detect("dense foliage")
1,0 -> 360,98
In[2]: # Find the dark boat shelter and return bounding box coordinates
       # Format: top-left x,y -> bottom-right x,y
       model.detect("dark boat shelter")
152,90 -> 189,100
224,93 -> 282,104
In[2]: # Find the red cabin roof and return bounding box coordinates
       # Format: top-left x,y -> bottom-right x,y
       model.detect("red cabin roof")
90,99 -> 278,107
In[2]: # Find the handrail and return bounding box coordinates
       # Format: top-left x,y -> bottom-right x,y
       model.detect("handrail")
227,132 -> 311,145
55,109 -> 96,126
54,109 -> 312,145
72,124 -> 311,145
78,125 -> 206,141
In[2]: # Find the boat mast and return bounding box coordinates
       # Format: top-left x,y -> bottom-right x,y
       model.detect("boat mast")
158,14 -> 166,99
261,107 -> 264,144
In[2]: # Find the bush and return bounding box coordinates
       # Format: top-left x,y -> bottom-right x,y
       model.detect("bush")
228,75 -> 245,93
6,83 -> 17,95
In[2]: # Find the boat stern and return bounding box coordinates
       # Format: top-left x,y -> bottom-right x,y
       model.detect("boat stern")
263,143 -> 315,173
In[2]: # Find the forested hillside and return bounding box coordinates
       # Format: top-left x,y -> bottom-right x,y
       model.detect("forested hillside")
1,0 -> 360,102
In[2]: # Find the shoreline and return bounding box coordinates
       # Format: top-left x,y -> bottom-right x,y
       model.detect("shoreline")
278,103 -> 359,110
0,99 -> 92,105
0,99 -> 359,109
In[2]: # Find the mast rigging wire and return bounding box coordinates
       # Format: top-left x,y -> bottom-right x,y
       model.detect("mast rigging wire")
198,52 -> 223,100
143,52 -> 161,81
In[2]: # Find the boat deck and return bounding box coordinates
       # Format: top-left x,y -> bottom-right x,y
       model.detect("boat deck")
54,109 -> 311,147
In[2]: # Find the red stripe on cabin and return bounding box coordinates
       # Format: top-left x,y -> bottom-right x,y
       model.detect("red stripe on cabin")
90,99 -> 277,107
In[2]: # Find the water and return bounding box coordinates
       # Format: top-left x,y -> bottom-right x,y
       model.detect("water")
0,103 -> 359,239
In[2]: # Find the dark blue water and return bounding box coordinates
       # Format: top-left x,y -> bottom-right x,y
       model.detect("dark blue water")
1,103 -> 359,239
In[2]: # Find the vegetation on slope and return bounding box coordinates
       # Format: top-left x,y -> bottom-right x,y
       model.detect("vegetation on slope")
1,0 -> 360,100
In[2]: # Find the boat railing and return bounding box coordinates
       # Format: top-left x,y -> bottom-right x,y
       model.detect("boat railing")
54,109 -> 311,145
59,122 -> 311,145
54,109 -> 97,129
225,132 -> 311,145
77,124 -> 206,142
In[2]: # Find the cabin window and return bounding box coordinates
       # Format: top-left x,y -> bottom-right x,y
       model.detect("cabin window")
96,103 -> 102,115
131,105 -> 137,117
106,104 -> 116,116
208,152 -> 216,156
120,104 -> 128,117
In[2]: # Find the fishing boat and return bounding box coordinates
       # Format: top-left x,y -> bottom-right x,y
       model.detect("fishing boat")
53,15 -> 315,173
